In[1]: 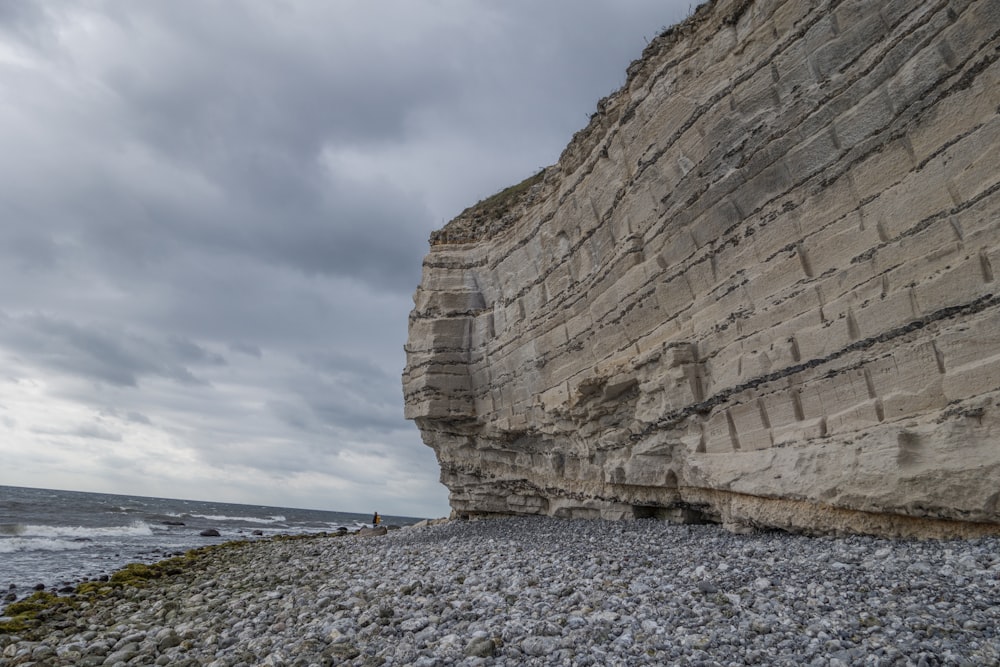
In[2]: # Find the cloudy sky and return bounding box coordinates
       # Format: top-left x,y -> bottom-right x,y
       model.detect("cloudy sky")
0,1 -> 689,518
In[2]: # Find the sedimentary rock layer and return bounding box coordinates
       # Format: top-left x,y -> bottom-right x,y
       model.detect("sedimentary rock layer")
403,0 -> 1000,536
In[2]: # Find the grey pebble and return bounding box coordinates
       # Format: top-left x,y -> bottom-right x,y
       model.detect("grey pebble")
1,518 -> 999,666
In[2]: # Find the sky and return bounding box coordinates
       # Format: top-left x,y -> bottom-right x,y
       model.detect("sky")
0,1 -> 691,518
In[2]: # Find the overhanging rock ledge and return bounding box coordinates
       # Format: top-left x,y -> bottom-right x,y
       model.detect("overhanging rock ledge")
403,0 -> 1000,537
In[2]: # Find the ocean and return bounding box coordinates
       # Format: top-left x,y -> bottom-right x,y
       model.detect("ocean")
0,485 -> 421,598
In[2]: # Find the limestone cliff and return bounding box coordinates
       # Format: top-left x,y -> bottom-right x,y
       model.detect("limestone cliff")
403,0 -> 1000,537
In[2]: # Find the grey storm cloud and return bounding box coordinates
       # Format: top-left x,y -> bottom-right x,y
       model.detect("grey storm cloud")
0,312 -> 222,387
0,0 -> 690,515
0,3 -> 49,40
0,2 -> 438,294
30,422 -> 123,443
265,350 -> 407,436
71,423 -> 123,442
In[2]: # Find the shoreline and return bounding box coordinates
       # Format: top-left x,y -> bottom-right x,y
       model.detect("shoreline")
0,484 -> 421,602
2,517 -> 999,665
1,526 -> 380,614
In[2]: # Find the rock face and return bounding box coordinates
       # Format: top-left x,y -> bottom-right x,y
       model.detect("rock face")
403,0 -> 1000,537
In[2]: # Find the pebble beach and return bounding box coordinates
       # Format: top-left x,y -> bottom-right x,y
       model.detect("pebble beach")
2,517 -> 999,666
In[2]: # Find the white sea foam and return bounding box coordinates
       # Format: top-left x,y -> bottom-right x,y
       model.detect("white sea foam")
0,537 -> 92,554
188,514 -> 286,524
0,520 -> 154,539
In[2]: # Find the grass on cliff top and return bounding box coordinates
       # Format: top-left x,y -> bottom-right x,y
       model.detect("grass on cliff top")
0,534 -> 340,636
455,169 -> 545,226
433,169 -> 545,243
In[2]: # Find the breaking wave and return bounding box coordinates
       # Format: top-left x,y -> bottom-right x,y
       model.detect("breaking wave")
0,537 -> 92,554
187,514 -> 286,524
0,520 -> 153,539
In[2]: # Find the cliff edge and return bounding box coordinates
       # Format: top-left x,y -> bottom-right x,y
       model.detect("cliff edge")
403,0 -> 1000,537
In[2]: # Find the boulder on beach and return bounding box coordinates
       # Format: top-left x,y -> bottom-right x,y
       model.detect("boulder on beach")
199,529 -> 221,537
356,526 -> 387,537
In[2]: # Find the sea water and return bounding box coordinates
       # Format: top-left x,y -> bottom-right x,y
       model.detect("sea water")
0,485 -> 420,596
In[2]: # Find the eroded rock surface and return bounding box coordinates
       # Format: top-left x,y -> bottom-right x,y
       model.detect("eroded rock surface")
403,0 -> 1000,537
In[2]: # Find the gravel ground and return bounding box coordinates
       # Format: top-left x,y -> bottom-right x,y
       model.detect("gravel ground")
1,517 -> 999,666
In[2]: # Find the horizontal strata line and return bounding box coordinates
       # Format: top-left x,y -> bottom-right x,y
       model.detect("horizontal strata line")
852,177 -> 1000,264
423,256 -> 488,270
478,145 -> 993,377
639,0 -> 886,205
480,5 -> 987,324
723,35 -> 996,232
490,58 -> 998,354
464,0 -> 834,258
483,117 -> 980,359
410,309 -> 491,321
915,122 -> 986,172
627,2 -> 968,252
631,3 -> 835,189
413,4 -> 998,416
633,292 -> 1000,438
427,0 -> 952,259
816,25 -> 1000,191
708,0 -> 958,183
467,0 -> 950,311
